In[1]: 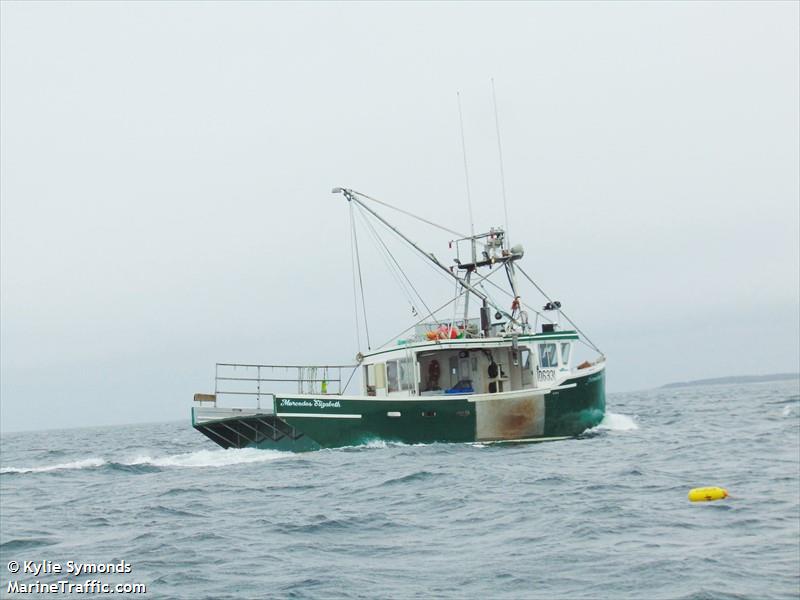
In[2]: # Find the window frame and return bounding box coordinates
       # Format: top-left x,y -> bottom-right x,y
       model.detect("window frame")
398,357 -> 413,392
386,360 -> 399,393
538,343 -> 558,368
560,342 -> 571,368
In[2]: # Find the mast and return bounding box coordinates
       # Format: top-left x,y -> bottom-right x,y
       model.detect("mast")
491,78 -> 511,245
462,269 -> 472,323
489,80 -> 527,331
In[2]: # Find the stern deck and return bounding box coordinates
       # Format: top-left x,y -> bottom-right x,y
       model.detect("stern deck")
192,406 -> 311,450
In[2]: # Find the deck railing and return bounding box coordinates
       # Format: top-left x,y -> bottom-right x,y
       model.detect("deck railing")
413,317 -> 482,339
213,363 -> 359,409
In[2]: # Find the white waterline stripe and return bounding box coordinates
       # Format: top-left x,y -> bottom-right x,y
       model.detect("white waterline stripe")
276,413 -> 362,419
484,436 -> 570,444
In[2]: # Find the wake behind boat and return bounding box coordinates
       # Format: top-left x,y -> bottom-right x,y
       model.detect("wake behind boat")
191,188 -> 606,451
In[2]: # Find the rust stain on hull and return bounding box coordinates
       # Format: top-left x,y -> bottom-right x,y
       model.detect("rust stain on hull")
475,394 -> 545,441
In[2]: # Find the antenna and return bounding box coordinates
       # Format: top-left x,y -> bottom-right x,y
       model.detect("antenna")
491,78 -> 510,245
457,91 -> 476,237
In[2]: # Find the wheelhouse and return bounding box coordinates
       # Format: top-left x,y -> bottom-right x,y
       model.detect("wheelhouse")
360,331 -> 580,398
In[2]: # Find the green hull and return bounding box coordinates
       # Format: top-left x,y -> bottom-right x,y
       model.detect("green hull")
193,368 -> 605,451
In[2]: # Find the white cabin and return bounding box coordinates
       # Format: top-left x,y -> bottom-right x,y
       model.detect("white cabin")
359,331 -> 580,398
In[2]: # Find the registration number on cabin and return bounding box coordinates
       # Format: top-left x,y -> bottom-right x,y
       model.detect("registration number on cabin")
536,367 -> 557,382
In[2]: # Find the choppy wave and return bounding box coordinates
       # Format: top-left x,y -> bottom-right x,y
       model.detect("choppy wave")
0,448 -> 289,474
381,470 -> 439,486
0,537 -> 56,552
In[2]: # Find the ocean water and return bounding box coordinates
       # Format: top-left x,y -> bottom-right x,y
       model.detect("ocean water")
1,380 -> 798,599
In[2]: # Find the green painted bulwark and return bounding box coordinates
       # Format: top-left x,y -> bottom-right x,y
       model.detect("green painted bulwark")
276,397 -> 476,447
544,369 -> 606,436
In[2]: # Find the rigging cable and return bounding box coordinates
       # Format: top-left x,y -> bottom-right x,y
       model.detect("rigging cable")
364,210 -> 552,330
491,78 -> 511,243
373,263 -> 507,349
476,282 -> 503,322
477,276 -> 553,324
457,91 -> 476,237
516,264 -> 603,355
435,258 -> 553,325
353,204 -> 441,328
349,189 -> 465,238
348,203 -> 362,352
353,205 -> 417,311
374,290 -> 466,350
348,190 -> 537,330
450,272 -> 461,337
358,207 -> 438,324
340,364 -> 359,396
350,204 -> 372,350
368,207 -> 529,329
362,206 -> 517,327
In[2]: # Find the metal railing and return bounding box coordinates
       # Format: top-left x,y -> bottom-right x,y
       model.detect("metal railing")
414,317 -> 482,339
214,363 -> 359,409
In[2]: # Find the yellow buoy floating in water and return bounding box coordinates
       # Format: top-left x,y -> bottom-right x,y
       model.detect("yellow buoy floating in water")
688,487 -> 729,502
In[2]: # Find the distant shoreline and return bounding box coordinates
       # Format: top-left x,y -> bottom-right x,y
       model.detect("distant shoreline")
662,373 -> 800,389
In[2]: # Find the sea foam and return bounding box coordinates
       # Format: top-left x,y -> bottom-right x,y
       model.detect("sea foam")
125,448 -> 288,468
1,448 -> 289,474
594,412 -> 639,431
0,458 -> 107,474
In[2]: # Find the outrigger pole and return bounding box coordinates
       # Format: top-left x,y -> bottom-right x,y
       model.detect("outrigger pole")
333,187 -> 520,336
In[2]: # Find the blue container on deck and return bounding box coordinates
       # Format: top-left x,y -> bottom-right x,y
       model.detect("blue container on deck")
445,380 -> 474,394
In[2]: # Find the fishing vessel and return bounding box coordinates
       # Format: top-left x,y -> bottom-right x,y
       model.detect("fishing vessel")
192,187 -> 606,451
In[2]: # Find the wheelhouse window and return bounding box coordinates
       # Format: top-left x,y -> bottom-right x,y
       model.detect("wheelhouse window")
448,356 -> 458,388
398,357 -> 413,391
538,343 -> 558,368
364,364 -> 376,396
386,358 -> 413,393
521,349 -> 533,386
560,342 -> 571,367
387,361 -> 399,392
447,351 -> 471,388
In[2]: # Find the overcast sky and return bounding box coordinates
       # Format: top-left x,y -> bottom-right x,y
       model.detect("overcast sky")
1,1 -> 798,432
